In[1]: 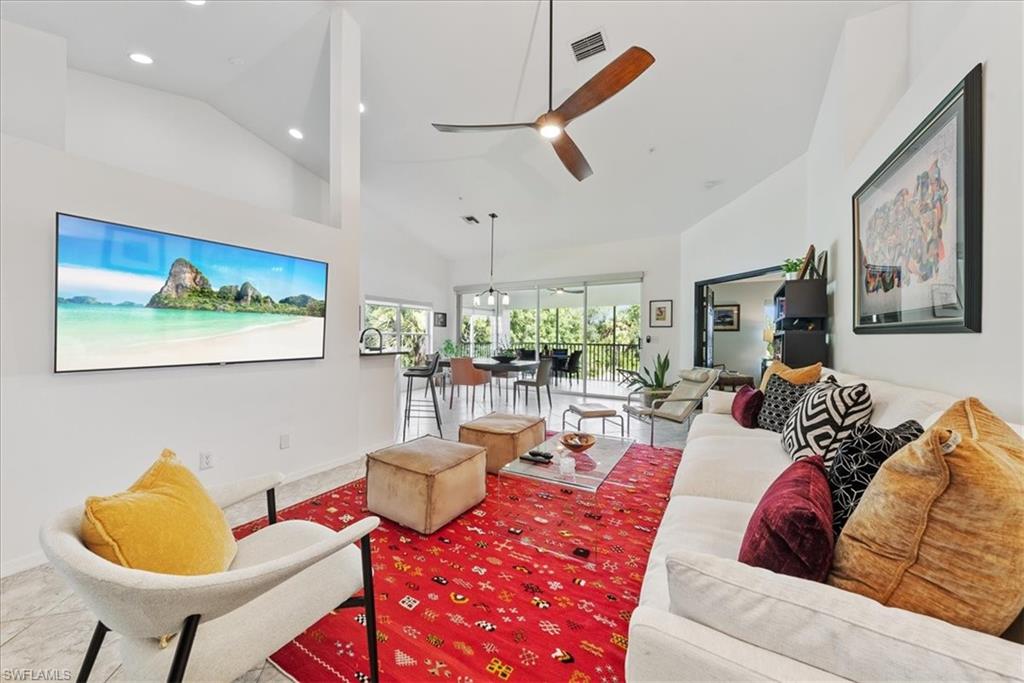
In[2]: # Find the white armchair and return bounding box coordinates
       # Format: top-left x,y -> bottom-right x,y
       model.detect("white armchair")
39,472 -> 381,683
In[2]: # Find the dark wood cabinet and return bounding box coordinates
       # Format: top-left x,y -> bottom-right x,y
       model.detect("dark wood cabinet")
772,279 -> 828,367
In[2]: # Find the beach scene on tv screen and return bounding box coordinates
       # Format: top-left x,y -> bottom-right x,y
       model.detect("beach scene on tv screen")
55,215 -> 327,372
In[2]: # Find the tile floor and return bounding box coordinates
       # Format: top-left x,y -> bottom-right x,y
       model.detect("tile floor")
0,383 -> 690,681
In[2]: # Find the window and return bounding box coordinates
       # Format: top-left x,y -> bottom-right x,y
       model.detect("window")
364,299 -> 432,366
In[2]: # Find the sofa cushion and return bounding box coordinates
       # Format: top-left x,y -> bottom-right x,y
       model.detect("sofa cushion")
827,420 -> 924,536
671,436 -> 791,503
687,413 -> 777,442
701,389 -> 735,415
731,386 -> 764,429
638,495 -> 754,609
757,373 -> 814,433
782,377 -> 873,465
666,550 -> 1024,682
759,361 -> 822,391
829,398 -> 1024,636
738,456 -> 834,581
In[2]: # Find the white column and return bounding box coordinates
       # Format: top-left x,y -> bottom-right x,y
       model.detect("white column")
329,7 -> 360,232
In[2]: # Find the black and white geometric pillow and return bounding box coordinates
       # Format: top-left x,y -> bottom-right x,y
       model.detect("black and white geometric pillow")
756,373 -> 814,433
782,376 -> 873,464
827,420 -> 924,536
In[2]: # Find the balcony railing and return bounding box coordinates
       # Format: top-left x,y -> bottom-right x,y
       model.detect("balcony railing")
453,341 -> 640,384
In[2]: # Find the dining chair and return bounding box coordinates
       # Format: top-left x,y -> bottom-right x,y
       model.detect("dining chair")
449,357 -> 492,413
513,358 -> 553,413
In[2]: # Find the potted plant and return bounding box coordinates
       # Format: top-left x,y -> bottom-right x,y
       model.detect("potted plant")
491,337 -> 517,363
618,352 -> 678,407
782,257 -> 804,280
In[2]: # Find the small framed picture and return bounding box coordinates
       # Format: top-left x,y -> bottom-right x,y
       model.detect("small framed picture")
433,312 -> 447,327
649,300 -> 673,328
713,304 -> 741,331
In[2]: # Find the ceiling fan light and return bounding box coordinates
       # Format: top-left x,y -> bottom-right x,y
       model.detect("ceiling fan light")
539,123 -> 562,139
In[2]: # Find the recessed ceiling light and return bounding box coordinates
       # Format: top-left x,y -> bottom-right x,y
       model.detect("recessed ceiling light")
185,0 -> 206,5
228,56 -> 245,66
129,53 -> 154,65
359,102 -> 366,114
288,128 -> 304,140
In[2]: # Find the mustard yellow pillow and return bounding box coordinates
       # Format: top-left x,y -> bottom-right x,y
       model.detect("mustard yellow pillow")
759,361 -> 823,391
81,449 -> 236,575
828,398 -> 1024,635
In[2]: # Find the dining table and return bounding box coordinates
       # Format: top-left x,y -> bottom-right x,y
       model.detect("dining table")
435,358 -> 540,403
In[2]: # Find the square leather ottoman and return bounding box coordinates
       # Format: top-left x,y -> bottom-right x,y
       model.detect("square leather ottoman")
459,412 -> 546,473
366,436 -> 486,535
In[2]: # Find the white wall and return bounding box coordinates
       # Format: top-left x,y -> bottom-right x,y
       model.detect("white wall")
0,20 -> 66,150
0,135 -> 362,575
448,233 -> 683,371
710,279 -> 783,381
806,0 -> 1023,421
679,1 -> 1023,421
678,157 -> 809,367
65,70 -> 329,225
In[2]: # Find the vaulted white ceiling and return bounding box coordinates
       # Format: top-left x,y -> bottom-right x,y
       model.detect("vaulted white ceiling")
1,0 -> 889,260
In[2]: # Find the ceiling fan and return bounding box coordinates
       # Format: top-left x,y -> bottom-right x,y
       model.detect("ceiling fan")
432,0 -> 655,181
546,287 -> 584,295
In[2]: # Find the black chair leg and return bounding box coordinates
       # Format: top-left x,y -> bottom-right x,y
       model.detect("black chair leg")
266,488 -> 278,525
546,384 -> 552,410
429,379 -> 443,437
360,534 -> 380,683
403,375 -> 413,441
77,621 -> 109,683
536,387 -> 541,413
166,614 -> 201,683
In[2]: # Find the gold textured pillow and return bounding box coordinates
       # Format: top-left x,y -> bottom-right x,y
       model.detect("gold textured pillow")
81,449 -> 236,575
759,361 -> 823,391
828,398 -> 1024,635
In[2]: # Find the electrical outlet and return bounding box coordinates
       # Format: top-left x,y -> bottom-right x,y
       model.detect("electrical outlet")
199,451 -> 214,470
279,434 -> 291,450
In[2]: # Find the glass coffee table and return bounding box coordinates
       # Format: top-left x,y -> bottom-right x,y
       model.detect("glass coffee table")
498,431 -> 635,492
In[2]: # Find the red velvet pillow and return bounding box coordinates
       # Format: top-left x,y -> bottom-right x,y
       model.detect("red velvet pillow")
731,385 -> 764,428
738,455 -> 834,581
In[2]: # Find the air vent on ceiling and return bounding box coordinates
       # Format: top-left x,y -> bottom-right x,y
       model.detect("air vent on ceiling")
571,31 -> 606,62
461,215 -> 480,225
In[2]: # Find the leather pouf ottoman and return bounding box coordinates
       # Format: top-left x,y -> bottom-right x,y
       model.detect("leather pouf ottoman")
366,436 -> 486,535
459,412 -> 546,473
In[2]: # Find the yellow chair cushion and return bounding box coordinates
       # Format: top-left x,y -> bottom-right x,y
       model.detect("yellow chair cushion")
81,449 -> 237,575
828,398 -> 1024,635
759,361 -> 822,391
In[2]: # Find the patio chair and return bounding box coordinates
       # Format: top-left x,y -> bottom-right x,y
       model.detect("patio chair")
557,350 -> 582,388
623,367 -> 721,446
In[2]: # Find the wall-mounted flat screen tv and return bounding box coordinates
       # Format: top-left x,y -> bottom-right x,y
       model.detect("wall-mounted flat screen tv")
55,213 -> 328,373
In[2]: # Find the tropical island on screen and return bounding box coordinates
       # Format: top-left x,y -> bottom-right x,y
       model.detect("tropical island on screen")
56,215 -> 328,372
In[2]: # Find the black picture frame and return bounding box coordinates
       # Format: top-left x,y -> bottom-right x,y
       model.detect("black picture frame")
433,312 -> 447,327
713,304 -> 741,331
852,63 -> 982,334
649,300 -> 673,328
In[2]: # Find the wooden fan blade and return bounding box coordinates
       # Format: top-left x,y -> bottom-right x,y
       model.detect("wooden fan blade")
554,46 -> 655,124
432,122 -> 534,133
551,131 -> 593,181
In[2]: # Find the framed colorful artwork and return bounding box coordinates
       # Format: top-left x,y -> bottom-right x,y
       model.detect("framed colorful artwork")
852,64 -> 982,334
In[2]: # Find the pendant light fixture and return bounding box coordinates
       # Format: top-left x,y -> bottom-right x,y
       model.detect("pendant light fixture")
473,213 -> 510,307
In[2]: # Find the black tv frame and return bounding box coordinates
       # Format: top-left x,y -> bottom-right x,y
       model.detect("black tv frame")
54,212 -> 329,374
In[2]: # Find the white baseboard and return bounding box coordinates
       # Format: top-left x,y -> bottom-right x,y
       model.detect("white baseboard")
1,448 -> 392,580
1,550 -> 46,578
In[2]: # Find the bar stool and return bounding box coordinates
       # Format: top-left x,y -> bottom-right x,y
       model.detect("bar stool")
403,352 -> 443,441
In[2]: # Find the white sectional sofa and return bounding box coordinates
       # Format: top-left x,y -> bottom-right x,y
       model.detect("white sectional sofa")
626,368 -> 1024,682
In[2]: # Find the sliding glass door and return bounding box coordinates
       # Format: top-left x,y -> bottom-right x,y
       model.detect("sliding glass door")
456,276 -> 641,398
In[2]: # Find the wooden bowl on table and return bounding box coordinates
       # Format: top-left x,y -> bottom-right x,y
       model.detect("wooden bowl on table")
559,432 -> 596,454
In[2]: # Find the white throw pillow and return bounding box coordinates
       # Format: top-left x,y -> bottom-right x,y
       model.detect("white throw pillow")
665,550 -> 1023,682
702,389 -> 735,415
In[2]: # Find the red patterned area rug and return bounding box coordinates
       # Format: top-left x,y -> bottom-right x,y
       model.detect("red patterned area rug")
234,442 -> 680,683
